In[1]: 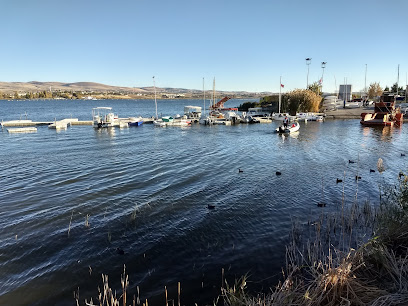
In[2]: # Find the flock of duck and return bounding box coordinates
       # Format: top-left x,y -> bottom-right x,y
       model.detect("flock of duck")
225,154 -> 407,211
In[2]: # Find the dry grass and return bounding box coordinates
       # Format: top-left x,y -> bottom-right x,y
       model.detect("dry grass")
220,172 -> 408,306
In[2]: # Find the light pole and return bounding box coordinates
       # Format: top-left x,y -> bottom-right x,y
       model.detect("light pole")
321,61 -> 327,93
306,58 -> 312,89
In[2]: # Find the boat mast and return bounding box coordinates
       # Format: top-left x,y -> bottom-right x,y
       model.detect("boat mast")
203,77 -> 206,116
364,64 -> 367,98
279,76 -> 282,114
153,76 -> 157,119
213,77 -> 216,109
397,64 -> 400,96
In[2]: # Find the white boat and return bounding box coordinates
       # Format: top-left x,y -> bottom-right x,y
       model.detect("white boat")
213,118 -> 232,125
199,116 -> 214,125
241,115 -> 260,123
296,112 -> 324,122
345,101 -> 363,108
184,106 -> 202,120
154,116 -> 191,127
201,78 -> 240,125
92,107 -> 117,128
168,118 -> 191,126
275,122 -> 300,134
272,113 -> 291,121
153,119 -> 166,127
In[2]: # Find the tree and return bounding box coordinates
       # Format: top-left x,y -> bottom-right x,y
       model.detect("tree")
287,89 -> 322,114
384,86 -> 390,92
237,101 -> 259,111
307,82 -> 321,96
391,82 -> 398,93
390,83 -> 404,94
367,82 -> 383,99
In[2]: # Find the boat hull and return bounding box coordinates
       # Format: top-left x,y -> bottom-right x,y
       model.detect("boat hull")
275,122 -> 300,133
128,121 -> 143,127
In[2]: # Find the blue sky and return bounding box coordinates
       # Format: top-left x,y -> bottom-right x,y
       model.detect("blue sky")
1,0 -> 407,93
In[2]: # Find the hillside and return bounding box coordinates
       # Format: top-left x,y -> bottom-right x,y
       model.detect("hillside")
0,81 -> 268,98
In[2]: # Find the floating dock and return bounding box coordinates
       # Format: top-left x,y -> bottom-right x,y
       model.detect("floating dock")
7,127 -> 38,133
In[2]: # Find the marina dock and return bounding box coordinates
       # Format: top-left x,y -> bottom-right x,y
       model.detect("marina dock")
1,117 -> 156,127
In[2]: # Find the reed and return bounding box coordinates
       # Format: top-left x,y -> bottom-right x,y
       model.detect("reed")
219,170 -> 408,306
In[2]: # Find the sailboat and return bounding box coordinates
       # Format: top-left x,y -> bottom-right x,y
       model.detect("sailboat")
199,78 -> 215,125
152,76 -> 166,127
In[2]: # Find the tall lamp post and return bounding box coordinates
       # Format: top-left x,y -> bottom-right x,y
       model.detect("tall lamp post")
321,61 -> 327,93
306,58 -> 312,89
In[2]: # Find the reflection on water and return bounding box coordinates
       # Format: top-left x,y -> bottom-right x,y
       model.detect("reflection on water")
94,127 -> 117,138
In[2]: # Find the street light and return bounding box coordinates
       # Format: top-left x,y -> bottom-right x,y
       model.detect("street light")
321,61 -> 327,91
306,58 -> 312,88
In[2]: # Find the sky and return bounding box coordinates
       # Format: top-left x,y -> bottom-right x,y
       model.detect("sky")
1,0 -> 408,93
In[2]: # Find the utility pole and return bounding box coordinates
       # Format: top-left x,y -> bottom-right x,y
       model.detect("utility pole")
321,61 -> 327,94
306,58 -> 312,89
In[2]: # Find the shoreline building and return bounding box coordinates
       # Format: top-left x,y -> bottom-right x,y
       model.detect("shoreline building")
339,84 -> 352,101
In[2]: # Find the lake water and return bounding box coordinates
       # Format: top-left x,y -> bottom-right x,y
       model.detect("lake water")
1,99 -> 407,305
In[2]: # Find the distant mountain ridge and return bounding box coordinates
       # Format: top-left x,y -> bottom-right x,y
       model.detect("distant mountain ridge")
0,81 -> 270,96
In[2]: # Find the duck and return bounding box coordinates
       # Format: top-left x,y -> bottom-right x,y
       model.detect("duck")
401,153 -> 406,157
336,178 -> 342,183
276,171 -> 282,176
116,247 -> 125,255
348,160 -> 355,164
399,172 -> 404,178
207,204 -> 216,210
238,168 -> 243,173
355,176 -> 362,180
317,202 -> 326,207
370,169 -> 375,173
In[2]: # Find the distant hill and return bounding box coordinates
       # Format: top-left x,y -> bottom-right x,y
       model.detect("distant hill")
0,81 -> 270,97
0,81 -> 148,94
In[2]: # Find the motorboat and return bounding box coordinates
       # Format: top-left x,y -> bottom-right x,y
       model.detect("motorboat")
213,118 -> 232,125
272,113 -> 294,121
128,117 -> 143,127
360,94 -> 403,127
296,112 -> 324,122
153,119 -> 166,127
154,116 -> 191,127
92,107 -> 117,128
275,122 -> 300,134
241,115 -> 260,123
184,106 -> 202,121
